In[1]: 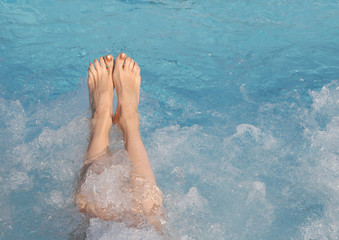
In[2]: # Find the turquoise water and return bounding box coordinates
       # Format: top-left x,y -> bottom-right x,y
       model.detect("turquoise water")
1,0 -> 338,239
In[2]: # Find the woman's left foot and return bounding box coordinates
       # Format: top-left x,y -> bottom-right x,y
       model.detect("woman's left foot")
112,53 -> 141,134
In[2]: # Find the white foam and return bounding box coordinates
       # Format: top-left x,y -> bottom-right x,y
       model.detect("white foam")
86,218 -> 162,240
164,187 -> 209,239
78,150 -> 134,218
1,80 -> 338,239
0,94 -> 89,237
48,190 -> 67,208
245,181 -> 266,204
169,187 -> 207,212
310,82 -> 339,115
9,170 -> 32,191
300,81 -> 339,239
0,98 -> 27,145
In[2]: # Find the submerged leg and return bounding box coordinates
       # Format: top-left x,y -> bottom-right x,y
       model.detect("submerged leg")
113,53 -> 163,229
77,53 -> 163,229
113,53 -> 156,184
76,54 -> 115,218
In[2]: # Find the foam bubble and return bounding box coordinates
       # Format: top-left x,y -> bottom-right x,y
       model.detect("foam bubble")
0,98 -> 27,147
1,77 -> 338,239
168,187 -> 207,213
9,170 -> 32,191
164,187 -> 209,239
48,190 -> 67,209
245,181 -> 266,204
300,81 -> 339,239
77,150 -> 134,219
86,218 -> 162,240
76,149 -> 164,232
0,94 -> 89,238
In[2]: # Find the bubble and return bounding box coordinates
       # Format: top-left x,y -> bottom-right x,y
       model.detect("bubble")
300,81 -> 339,239
86,218 -> 162,240
9,170 -> 32,191
48,190 -> 67,209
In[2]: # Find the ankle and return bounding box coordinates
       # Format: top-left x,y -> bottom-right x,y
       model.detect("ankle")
119,110 -> 140,133
91,112 -> 112,133
93,105 -> 112,119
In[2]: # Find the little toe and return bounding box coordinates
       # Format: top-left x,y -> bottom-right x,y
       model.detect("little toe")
133,62 -> 140,74
104,55 -> 114,73
89,63 -> 96,76
88,70 -> 94,88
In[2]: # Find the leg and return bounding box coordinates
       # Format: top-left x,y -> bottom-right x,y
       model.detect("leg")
75,54 -> 115,219
113,53 -> 156,184
76,53 -> 163,230
113,53 -> 164,229
86,55 -> 114,161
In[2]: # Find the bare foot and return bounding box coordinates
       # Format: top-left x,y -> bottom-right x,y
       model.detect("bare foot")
87,55 -> 114,158
113,53 -> 141,133
112,54 -> 164,230
88,55 -> 114,119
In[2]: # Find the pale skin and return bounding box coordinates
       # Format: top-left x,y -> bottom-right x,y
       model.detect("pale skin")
77,53 -> 162,227
87,52 -> 155,184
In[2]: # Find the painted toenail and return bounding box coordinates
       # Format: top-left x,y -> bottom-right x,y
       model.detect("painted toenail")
121,53 -> 126,58
106,55 -> 112,60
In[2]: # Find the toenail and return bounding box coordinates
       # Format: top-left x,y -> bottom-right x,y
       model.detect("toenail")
106,55 -> 112,60
121,53 -> 126,58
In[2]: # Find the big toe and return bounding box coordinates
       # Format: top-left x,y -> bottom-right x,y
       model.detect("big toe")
105,55 -> 114,73
115,53 -> 127,69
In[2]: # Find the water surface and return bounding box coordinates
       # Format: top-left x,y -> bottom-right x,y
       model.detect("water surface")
0,0 -> 338,239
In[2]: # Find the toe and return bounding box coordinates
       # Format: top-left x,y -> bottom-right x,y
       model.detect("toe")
94,59 -> 101,70
133,62 -> 141,74
89,63 -> 96,76
124,57 -> 132,70
104,55 -> 114,73
99,57 -> 106,68
133,62 -> 140,72
128,58 -> 135,71
88,70 -> 94,88
115,53 -> 126,69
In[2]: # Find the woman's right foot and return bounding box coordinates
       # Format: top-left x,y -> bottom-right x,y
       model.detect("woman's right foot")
113,53 -> 141,134
88,55 -> 114,126
86,55 -> 114,159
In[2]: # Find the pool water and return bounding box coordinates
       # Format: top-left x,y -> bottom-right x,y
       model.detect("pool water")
0,0 -> 338,239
